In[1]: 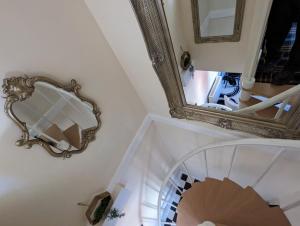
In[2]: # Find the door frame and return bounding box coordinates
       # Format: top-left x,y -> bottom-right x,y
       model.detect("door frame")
243,0 -> 274,82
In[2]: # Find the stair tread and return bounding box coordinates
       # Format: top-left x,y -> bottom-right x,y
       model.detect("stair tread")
255,207 -> 291,226
207,178 -> 243,220
176,178 -> 291,226
219,207 -> 291,226
202,178 -> 223,220
251,82 -> 294,98
217,187 -> 274,225
228,186 -> 269,213
212,178 -> 243,207
177,200 -> 200,226
179,182 -> 206,221
228,186 -> 263,208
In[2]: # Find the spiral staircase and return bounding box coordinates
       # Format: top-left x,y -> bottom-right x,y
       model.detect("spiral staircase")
140,139 -> 300,226
177,178 -> 290,226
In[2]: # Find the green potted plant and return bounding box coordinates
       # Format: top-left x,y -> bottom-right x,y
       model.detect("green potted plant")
82,192 -> 113,225
92,196 -> 112,225
106,208 -> 125,221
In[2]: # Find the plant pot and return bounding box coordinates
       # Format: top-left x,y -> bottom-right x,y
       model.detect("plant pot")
85,191 -> 113,225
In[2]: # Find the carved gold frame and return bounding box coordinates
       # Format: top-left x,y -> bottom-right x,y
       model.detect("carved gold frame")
191,0 -> 246,43
2,76 -> 101,158
130,0 -> 300,139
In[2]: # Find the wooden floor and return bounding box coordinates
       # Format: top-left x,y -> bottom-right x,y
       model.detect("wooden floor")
251,83 -> 294,98
177,178 -> 291,226
240,82 -> 297,119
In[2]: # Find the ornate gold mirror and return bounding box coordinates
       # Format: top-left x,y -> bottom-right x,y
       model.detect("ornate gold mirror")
2,76 -> 101,158
191,0 -> 245,43
130,0 -> 300,139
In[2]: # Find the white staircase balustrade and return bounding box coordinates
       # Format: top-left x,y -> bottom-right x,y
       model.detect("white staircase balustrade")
237,84 -> 300,120
144,139 -> 300,226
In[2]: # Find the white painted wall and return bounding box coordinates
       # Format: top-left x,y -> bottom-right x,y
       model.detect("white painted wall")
182,0 -> 273,78
0,0 -> 146,225
200,0 -> 236,37
243,0 -> 273,80
207,16 -> 235,36
209,0 -> 236,11
166,0 -> 270,76
85,0 -> 169,116
286,206 -> 300,226
163,0 -> 189,73
178,0 -> 254,73
199,0 -> 210,22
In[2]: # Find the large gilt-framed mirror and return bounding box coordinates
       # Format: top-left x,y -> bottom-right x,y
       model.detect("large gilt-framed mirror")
2,76 -> 101,158
130,0 -> 300,139
191,0 -> 245,43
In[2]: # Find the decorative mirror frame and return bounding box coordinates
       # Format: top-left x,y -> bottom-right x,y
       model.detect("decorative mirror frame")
2,76 -> 101,158
191,0 -> 246,43
130,0 -> 300,139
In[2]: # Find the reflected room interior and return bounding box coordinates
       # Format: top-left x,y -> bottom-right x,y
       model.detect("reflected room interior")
163,0 -> 300,121
182,68 -> 241,111
12,82 -> 98,151
195,0 -> 237,38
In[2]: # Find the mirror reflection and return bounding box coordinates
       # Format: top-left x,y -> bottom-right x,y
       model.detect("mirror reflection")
12,82 -> 98,151
129,0 -> 300,137
255,0 -> 300,85
182,69 -> 241,111
197,0 -> 237,37
163,0 -> 300,122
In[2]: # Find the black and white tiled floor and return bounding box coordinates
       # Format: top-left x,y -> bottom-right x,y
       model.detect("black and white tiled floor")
164,173 -> 200,226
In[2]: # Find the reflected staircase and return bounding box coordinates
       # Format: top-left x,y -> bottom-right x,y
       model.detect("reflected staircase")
238,83 -> 300,121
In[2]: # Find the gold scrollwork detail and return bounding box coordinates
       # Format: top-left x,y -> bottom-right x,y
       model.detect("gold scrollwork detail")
218,118 -> 233,130
2,76 -> 101,158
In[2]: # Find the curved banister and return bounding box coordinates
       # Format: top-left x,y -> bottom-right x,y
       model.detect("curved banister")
237,84 -> 300,115
157,138 -> 300,226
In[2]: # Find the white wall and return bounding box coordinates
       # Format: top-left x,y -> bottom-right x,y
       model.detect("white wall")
0,0 -> 146,225
164,0 -> 189,73
164,0 -> 270,75
243,0 -> 273,80
181,0 -> 273,77
85,0 -> 169,116
199,0 -> 210,22
207,16 -> 235,36
178,0 -> 254,73
209,0 -> 236,11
